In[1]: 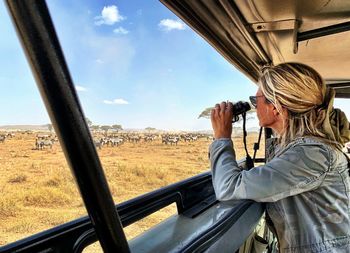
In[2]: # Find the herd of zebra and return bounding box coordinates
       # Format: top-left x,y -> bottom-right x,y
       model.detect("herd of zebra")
0,132 -> 59,150
35,134 -> 59,150
0,131 -> 214,150
93,133 -> 212,149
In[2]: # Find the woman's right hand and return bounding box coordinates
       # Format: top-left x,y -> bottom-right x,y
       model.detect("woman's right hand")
211,101 -> 233,139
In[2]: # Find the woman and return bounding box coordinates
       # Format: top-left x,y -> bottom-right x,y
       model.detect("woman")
210,62 -> 350,253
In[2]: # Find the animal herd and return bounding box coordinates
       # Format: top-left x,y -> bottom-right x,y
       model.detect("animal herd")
2,131 -> 347,156
92,133 -> 210,149
0,131 -> 214,151
35,134 -> 58,150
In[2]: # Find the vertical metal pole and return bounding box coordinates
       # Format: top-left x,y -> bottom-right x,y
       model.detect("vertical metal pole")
5,1 -> 130,252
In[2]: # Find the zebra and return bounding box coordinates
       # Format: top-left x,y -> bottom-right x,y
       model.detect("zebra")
94,138 -> 106,149
36,134 -> 51,140
0,135 -> 6,143
108,138 -> 124,147
6,133 -> 15,138
35,139 -> 53,150
129,135 -> 141,143
167,137 -> 179,145
162,135 -> 180,145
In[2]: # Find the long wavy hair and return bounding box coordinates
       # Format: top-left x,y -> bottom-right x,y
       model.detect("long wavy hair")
259,62 -> 341,149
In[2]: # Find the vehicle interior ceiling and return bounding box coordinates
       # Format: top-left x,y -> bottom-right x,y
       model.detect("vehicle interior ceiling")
161,0 -> 350,99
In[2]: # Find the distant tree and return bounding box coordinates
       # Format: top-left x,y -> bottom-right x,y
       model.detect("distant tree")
85,117 -> 92,127
112,124 -> 123,132
145,127 -> 156,132
197,108 -> 212,119
100,125 -> 112,135
198,106 -> 256,123
46,123 -> 53,132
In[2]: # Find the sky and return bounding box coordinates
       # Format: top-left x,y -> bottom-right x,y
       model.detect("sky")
0,1 -> 348,131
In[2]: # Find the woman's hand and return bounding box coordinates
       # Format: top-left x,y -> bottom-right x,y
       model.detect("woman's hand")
211,101 -> 233,139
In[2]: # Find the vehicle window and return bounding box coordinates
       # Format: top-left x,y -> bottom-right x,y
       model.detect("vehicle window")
334,98 -> 350,152
334,98 -> 350,119
0,0 -> 260,247
0,2 -> 86,246
46,0 -> 259,197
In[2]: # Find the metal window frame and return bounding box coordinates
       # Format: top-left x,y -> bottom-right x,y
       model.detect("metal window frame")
5,1 -> 130,252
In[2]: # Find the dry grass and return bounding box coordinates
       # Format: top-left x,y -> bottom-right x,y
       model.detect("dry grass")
0,132 -> 264,249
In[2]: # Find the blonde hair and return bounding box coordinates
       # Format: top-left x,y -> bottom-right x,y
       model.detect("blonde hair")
259,62 -> 342,149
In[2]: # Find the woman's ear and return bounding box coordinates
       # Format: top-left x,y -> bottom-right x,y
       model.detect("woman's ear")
272,105 -> 288,119
272,105 -> 280,117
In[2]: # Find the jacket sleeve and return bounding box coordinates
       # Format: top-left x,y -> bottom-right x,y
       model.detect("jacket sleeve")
209,138 -> 330,202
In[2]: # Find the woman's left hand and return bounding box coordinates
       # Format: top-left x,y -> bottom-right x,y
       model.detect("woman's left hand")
211,101 -> 233,139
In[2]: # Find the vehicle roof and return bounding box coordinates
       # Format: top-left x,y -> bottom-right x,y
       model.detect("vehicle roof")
161,0 -> 350,98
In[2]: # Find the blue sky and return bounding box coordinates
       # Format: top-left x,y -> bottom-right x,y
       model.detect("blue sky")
0,1 -> 348,131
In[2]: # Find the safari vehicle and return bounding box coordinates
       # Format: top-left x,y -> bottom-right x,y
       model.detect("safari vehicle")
1,0 -> 350,252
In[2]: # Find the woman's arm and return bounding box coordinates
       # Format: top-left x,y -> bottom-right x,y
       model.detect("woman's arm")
210,139 -> 330,202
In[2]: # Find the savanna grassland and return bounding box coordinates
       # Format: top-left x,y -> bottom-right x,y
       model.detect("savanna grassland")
0,131 -> 264,250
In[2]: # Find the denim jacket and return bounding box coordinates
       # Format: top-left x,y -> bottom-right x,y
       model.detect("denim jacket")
210,137 -> 350,253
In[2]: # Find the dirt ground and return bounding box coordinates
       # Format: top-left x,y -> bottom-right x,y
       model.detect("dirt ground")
0,131 -> 265,251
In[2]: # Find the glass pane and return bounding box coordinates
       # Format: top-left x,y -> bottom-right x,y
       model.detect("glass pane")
83,242 -> 103,253
0,1 -> 85,246
46,0 -> 258,205
82,204 -> 177,253
334,98 -> 350,119
0,0 -> 260,248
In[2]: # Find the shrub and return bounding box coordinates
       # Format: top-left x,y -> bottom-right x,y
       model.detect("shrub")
0,197 -> 19,219
8,174 -> 27,184
23,187 -> 73,207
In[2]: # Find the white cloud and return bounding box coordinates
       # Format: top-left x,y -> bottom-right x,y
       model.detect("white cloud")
33,2 -> 136,102
75,85 -> 87,91
158,19 -> 186,31
94,5 -> 125,26
103,98 -> 129,105
113,27 -> 129,35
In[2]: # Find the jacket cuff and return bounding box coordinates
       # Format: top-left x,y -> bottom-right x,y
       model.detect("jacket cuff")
209,138 -> 233,158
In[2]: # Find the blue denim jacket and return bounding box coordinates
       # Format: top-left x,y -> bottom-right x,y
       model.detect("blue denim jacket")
210,137 -> 350,253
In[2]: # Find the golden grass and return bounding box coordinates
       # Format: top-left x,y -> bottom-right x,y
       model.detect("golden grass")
0,132 -> 265,250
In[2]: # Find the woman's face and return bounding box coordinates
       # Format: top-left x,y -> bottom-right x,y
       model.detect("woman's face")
255,88 -> 285,134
